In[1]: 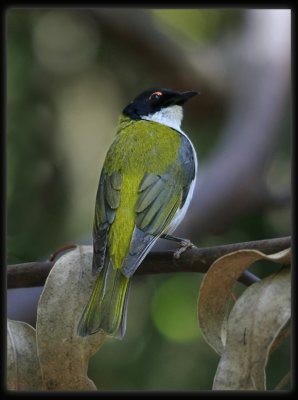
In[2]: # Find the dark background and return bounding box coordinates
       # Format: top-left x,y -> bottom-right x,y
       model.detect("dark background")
7,8 -> 291,390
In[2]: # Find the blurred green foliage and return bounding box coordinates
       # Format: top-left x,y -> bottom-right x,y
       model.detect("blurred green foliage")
7,8 -> 291,390
152,9 -> 242,44
7,10 -> 70,262
151,274 -> 201,342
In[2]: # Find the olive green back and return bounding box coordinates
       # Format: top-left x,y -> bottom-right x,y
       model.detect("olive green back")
103,115 -> 181,268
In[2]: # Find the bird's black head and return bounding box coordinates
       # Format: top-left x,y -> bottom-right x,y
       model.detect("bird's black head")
123,88 -> 198,120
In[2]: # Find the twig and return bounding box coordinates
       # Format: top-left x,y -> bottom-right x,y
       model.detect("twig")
49,243 -> 78,262
7,236 -> 290,289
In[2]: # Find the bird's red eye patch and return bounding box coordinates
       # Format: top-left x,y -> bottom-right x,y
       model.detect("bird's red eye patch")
149,91 -> 163,100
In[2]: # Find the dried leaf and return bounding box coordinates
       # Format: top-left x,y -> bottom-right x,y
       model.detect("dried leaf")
36,246 -> 106,391
270,325 -> 291,354
198,248 -> 291,355
213,267 -> 291,390
7,320 -> 44,390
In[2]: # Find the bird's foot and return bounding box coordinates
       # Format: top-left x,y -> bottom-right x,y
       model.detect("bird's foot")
160,234 -> 194,259
173,239 -> 194,259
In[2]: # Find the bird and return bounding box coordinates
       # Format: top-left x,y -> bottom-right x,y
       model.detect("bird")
77,88 -> 198,339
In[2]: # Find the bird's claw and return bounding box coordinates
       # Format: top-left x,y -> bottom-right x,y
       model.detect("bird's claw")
173,240 -> 194,259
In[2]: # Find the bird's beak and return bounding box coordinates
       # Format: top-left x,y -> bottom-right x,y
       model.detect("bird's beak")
168,91 -> 198,106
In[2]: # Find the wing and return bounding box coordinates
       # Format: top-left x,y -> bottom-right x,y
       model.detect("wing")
121,136 -> 196,278
92,170 -> 121,275
178,135 -> 197,207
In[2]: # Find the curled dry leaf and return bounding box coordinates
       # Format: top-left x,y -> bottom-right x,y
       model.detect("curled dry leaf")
198,248 -> 291,355
36,246 -> 106,391
7,320 -> 44,390
213,266 -> 291,390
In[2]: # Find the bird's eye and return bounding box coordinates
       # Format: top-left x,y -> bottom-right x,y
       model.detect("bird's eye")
149,91 -> 162,102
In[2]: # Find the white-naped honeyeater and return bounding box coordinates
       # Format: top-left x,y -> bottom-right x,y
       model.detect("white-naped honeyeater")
77,88 -> 198,338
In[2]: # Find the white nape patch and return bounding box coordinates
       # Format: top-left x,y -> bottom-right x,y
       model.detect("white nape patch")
142,105 -> 184,133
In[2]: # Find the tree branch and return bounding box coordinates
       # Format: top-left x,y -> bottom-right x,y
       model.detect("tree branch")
7,236 -> 291,289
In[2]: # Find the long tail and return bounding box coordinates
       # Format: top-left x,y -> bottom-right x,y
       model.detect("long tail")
77,261 -> 130,339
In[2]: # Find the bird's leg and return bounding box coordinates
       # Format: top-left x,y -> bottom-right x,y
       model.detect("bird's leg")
160,234 -> 194,259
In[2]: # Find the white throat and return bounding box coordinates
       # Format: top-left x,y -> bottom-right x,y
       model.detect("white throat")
141,105 -> 183,133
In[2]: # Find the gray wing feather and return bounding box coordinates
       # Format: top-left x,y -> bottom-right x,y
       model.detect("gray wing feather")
92,171 -> 121,275
135,177 -> 164,212
121,169 -> 182,278
121,136 -> 196,278
110,171 -> 122,190
138,174 -> 160,191
178,136 -> 196,205
121,227 -> 155,278
106,174 -> 121,209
